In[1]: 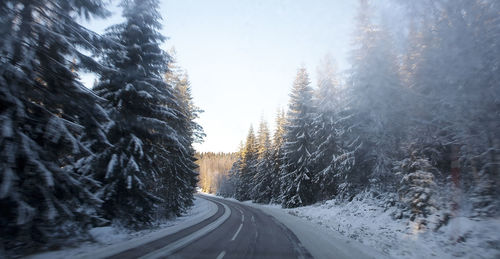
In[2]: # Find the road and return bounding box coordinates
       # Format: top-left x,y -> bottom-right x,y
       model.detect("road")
108,195 -> 312,259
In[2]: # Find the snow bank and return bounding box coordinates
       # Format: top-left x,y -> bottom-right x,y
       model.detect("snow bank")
244,201 -> 385,259
285,194 -> 500,259
27,196 -> 216,259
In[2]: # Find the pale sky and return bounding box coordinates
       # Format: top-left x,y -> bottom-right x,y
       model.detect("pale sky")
81,0 -> 356,153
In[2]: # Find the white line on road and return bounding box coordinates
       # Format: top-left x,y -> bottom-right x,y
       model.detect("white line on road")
251,215 -> 255,223
139,200 -> 231,259
216,250 -> 226,259
242,214 -> 244,222
231,223 -> 243,241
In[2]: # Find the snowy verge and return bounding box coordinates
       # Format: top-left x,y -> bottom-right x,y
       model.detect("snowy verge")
27,196 -> 217,259
210,196 -> 386,259
282,195 -> 500,259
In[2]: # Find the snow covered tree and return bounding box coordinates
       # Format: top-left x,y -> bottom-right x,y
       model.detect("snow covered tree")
346,0 -> 405,192
280,68 -> 316,208
395,150 -> 439,229
93,0 -> 193,226
235,126 -> 258,201
167,52 -> 205,146
252,119 -> 274,203
163,53 -> 204,216
217,163 -> 239,198
0,0 -> 110,251
311,57 -> 355,201
270,109 -> 287,203
401,0 -> 500,217
219,143 -> 245,198
256,119 -> 271,159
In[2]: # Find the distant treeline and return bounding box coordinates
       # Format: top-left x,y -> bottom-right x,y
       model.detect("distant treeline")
196,152 -> 237,193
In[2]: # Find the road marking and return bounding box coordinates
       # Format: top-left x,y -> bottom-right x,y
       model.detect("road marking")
139,200 -> 231,259
78,195 -> 219,259
251,215 -> 255,223
241,214 -> 244,222
231,223 -> 243,241
216,250 -> 226,259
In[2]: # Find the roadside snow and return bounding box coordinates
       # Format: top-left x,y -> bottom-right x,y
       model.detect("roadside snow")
27,196 -> 217,259
285,194 -> 500,259
244,200 -> 385,259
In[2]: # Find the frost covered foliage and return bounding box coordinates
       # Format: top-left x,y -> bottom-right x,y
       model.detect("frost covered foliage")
234,127 -> 258,201
0,0 -> 201,255
346,0 -> 407,191
395,152 -> 439,229
0,0 -> 110,252
92,0 -> 198,227
399,0 -> 500,218
311,57 -> 356,201
222,0 -> 499,236
252,120 -> 274,203
279,68 -> 317,208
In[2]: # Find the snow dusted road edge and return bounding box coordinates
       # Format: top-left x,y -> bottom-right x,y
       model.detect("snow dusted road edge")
215,197 -> 387,259
28,196 -> 218,259
139,199 -> 230,259
284,196 -> 500,259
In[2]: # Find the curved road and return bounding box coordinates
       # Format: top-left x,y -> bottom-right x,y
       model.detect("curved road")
107,195 -> 311,259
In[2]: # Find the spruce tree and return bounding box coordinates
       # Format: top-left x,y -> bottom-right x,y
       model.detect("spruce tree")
252,119 -> 273,203
402,0 -> 500,217
396,151 -> 439,228
167,61 -> 203,216
270,109 -> 287,203
347,0 -> 404,192
280,68 -> 316,208
219,142 -> 245,198
311,57 -> 355,201
0,0 -> 109,250
235,126 -> 258,201
93,0 -> 188,226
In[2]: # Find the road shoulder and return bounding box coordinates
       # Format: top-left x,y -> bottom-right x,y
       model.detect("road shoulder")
241,201 -> 389,259
27,196 -> 218,259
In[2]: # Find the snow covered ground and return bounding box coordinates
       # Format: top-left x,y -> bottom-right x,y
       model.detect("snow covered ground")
242,200 -> 385,259
27,196 -> 216,259
280,193 -> 500,259
25,193 -> 500,259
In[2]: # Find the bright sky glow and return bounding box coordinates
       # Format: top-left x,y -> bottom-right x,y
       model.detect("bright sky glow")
82,0 -> 356,153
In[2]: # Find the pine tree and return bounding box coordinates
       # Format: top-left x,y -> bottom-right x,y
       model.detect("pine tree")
311,57 -> 355,201
270,109 -> 287,203
0,0 -> 110,250
166,59 -> 204,216
167,51 -> 205,146
347,0 -> 404,192
93,0 -> 190,226
252,119 -> 274,203
219,143 -> 245,198
280,68 -> 316,208
235,126 -> 258,201
395,150 -> 439,229
402,0 -> 500,217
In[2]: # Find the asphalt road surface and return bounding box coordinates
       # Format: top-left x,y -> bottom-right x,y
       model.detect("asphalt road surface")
107,195 -> 312,259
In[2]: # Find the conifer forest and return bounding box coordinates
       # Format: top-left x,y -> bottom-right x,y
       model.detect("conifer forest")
220,0 -> 499,216
1,0 -> 203,254
0,0 -> 499,258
